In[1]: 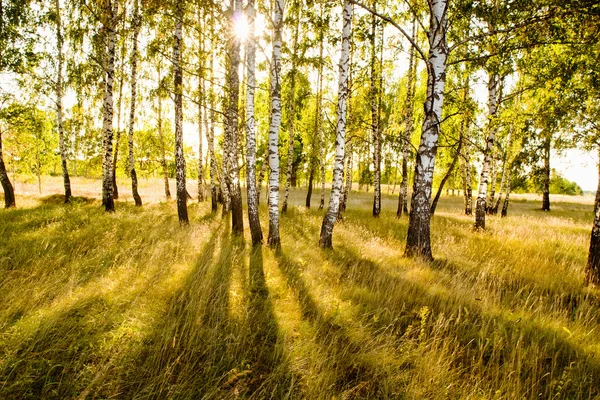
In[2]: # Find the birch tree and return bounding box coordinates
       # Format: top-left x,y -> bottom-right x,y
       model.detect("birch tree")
462,122 -> 473,215
112,15 -> 127,200
54,0 -> 71,203
173,1 -> 188,224
397,19 -> 416,218
267,0 -> 285,247
340,140 -> 353,212
403,0 -> 448,259
101,0 -> 118,212
305,3 -> 324,210
224,0 -> 244,234
282,0 -> 300,214
474,72 -> 501,229
245,0 -> 263,245
370,8 -> 381,217
127,0 -> 142,206
196,6 -> 205,203
156,62 -> 171,199
319,0 -> 352,248
207,48 -> 218,212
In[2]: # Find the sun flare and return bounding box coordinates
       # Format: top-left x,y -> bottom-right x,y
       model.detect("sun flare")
234,14 -> 249,40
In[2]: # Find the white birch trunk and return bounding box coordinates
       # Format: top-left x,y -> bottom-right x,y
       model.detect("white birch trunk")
404,0 -> 448,259
317,25 -> 326,210
197,11 -> 205,203
341,140 -> 353,212
55,0 -> 71,203
225,0 -> 244,234
397,19 -> 416,218
173,3 -> 188,224
370,10 -> 381,217
475,72 -> 500,229
101,1 -> 117,212
267,0 -> 285,247
319,0 -> 352,248
206,34 -> 218,212
282,5 -> 300,213
246,0 -> 263,245
156,63 -> 171,200
127,0 -> 142,206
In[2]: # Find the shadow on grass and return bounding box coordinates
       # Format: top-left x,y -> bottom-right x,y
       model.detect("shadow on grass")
38,194 -> 96,205
274,249 -> 389,398
119,232 -> 295,399
0,202 -> 202,332
324,245 -> 600,399
0,236 -> 199,400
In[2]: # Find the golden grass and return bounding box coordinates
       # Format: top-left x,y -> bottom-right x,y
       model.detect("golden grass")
0,177 -> 598,399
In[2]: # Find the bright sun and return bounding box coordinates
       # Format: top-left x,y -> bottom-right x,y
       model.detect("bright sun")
234,14 -> 250,40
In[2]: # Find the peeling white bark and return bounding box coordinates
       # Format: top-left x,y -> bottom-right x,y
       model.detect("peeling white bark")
319,0 -> 352,248
267,0 -> 285,247
405,0 -> 448,259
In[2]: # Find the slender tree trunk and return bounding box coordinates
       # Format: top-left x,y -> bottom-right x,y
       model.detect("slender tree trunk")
55,0 -> 71,203
501,163 -> 511,217
319,0 -> 352,248
487,152 -> 497,214
370,11 -> 382,217
474,72 -> 500,230
316,21 -> 326,211
542,135 -> 551,211
156,65 -> 171,200
197,103 -> 204,202
245,0 -> 263,245
112,15 -> 127,200
461,84 -> 473,215
492,150 -> 508,214
101,1 -> 117,213
397,19 -> 416,218
585,145 -> 600,286
173,3 -> 188,224
224,0 -> 244,235
404,0 -> 448,260
282,3 -> 300,213
257,150 -> 268,206
340,140 -> 353,212
0,132 -> 15,208
306,166 -> 314,208
207,40 -> 218,212
197,10 -> 205,203
127,0 -> 142,207
267,0 -> 285,247
431,130 -> 463,216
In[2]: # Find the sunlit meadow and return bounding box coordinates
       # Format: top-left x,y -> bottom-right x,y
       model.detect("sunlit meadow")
0,177 -> 598,399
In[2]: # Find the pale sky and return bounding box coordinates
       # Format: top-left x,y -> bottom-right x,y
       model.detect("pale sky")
555,149 -> 597,192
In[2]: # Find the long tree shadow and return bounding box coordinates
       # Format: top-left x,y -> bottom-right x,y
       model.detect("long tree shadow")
323,245 -> 600,399
120,230 -> 294,399
121,227 -> 231,399
227,246 -> 297,398
274,249 -> 393,398
0,226 -> 205,400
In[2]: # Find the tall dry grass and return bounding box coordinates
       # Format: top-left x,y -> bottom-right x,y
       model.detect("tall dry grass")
0,177 -> 598,399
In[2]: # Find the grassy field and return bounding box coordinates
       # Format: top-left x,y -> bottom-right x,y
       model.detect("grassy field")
1,177 -> 599,399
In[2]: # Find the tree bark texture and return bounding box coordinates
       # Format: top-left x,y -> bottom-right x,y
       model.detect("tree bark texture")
319,0 -> 352,248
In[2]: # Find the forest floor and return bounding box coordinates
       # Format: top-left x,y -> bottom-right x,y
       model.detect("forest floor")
1,177 -> 599,399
